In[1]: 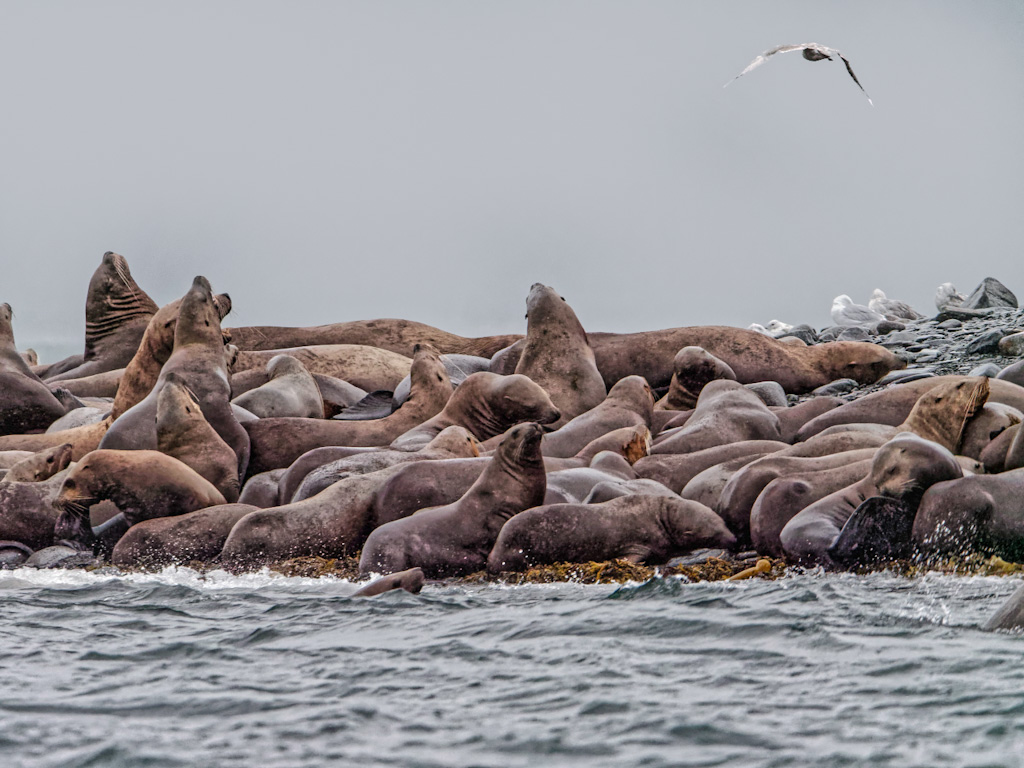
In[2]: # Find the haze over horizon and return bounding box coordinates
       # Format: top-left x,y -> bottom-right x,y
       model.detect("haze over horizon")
3,1 -> 1023,363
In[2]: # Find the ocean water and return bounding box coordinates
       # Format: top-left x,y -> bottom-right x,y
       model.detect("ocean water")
2,568 -> 1023,768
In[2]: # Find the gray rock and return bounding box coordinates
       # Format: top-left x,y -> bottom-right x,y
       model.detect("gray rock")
665,548 -> 731,567
778,324 -> 819,345
0,541 -> 32,569
811,378 -> 859,396
23,545 -> 83,568
877,369 -> 936,385
914,349 -> 942,363
997,360 -> 1024,387
965,329 -> 1007,355
937,319 -> 963,330
872,320 -> 906,335
935,307 -> 994,322
962,277 -> 1018,310
837,326 -> 871,342
968,363 -> 1002,378
744,381 -> 787,408
881,331 -> 918,346
998,332 -> 1024,357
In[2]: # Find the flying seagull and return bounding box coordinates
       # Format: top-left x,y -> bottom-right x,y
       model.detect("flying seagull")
724,43 -> 872,105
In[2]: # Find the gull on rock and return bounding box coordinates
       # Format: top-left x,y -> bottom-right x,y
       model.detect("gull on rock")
935,283 -> 966,311
868,289 -> 923,322
724,43 -> 872,105
831,295 -> 885,327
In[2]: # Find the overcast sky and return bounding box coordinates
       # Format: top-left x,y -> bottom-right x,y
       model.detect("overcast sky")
2,1 -> 1023,362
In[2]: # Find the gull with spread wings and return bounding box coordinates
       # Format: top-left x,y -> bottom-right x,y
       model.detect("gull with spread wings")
724,43 -> 872,105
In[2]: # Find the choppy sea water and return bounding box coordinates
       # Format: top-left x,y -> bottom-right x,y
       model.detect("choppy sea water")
2,569 -> 1023,768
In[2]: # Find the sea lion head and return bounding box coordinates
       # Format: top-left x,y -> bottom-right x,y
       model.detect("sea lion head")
408,343 -> 451,392
175,276 -> 225,347
495,421 -> 546,469
670,346 -> 736,407
53,451 -> 114,546
424,425 -> 480,458
4,442 -> 73,484
661,498 -> 738,552
607,375 -> 656,415
495,374 -> 561,426
266,354 -> 305,380
829,342 -> 906,384
871,432 -> 963,504
904,377 -> 990,453
524,283 -> 585,336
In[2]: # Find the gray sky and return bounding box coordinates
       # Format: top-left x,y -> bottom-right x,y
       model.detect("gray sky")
3,1 -> 1023,362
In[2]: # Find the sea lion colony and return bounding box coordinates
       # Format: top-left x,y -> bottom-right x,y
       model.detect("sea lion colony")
4,253 -> 1024,602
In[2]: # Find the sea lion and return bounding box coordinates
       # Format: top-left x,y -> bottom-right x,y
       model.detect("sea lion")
0,303 -> 66,435
536,376 -> 653,459
827,496 -> 917,568
582,478 -> 681,504
716,448 -> 879,542
0,470 -> 72,550
46,368 -> 123,399
226,317 -> 520,358
100,276 -> 249,478
44,252 -> 159,382
110,503 -> 257,567
389,372 -> 560,451
230,355 -> 323,419
654,346 -> 736,411
780,434 -> 963,566
352,567 -> 425,597
359,422 -> 547,578
958,403 -> 1021,460
242,344 -> 454,475
984,583 -> 1024,631
237,469 -> 287,508
289,425 -> 479,502
390,354 -> 489,408
1,443 -> 73,484
53,449 -> 227,552
795,376 -> 1024,441
651,380 -> 781,455
487,496 -> 737,572
544,459 -> 640,505
156,376 -> 240,502
513,283 -> 605,427
230,345 -> 411,393
750,459 -> 876,557
679,453 -> 769,511
913,469 -> 1024,562
45,406 -> 109,434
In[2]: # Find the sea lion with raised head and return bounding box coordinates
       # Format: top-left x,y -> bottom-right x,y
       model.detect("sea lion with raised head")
359,422 -> 547,578
487,495 -> 736,573
654,346 -> 736,411
242,344 -> 453,475
513,283 -> 605,427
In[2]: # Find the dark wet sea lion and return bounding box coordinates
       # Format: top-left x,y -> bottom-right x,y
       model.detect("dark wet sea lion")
654,346 -> 736,411
390,372 -> 560,451
487,495 -> 736,572
913,469 -> 1024,562
513,283 -> 605,427
226,318 -> 521,359
53,449 -> 226,552
0,303 -> 66,435
44,252 -> 159,382
827,496 -> 917,568
537,376 -> 653,459
750,459 -> 875,557
352,567 -> 425,597
231,344 -> 412,393
231,355 -> 323,419
238,469 -> 287,508
242,344 -> 452,475
157,376 -> 240,502
780,434 -> 963,566
0,471 -> 71,550
652,380 -> 781,455
110,503 -> 257,567
100,276 -> 249,478
359,423 -> 547,577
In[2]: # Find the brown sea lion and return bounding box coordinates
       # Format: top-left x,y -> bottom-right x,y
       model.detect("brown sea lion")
53,449 -> 227,552
750,459 -> 876,557
226,317 -> 520,358
654,346 -> 737,411
44,252 -> 159,382
772,397 -> 845,443
157,376 -> 240,502
238,469 -> 287,508
487,496 -> 736,572
1,443 -> 73,484
634,440 -> 788,493
780,433 -> 963,566
46,368 -> 123,399
0,470 -> 72,550
652,380 -> 781,455
536,376 -> 653,459
100,277 -> 249,478
352,567 -> 425,597
679,453 -> 770,511
289,426 -> 479,502
230,355 -> 323,419
359,423 -> 547,577
0,303 -> 67,435
913,469 -> 1024,562
110,503 -> 257,567
389,372 -> 560,451
243,344 -> 453,475
230,345 -> 411,393
513,283 -> 605,427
